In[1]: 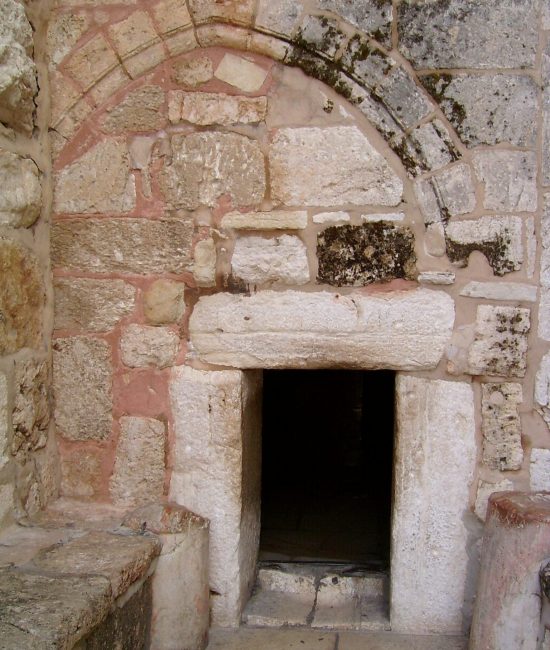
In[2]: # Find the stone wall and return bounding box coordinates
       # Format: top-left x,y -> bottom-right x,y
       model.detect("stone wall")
0,0 -> 56,530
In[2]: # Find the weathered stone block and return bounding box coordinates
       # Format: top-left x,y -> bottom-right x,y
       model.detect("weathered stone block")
54,278 -> 135,332
189,289 -> 454,370
531,449 -> 550,491
214,53 -> 268,92
0,239 -> 44,354
255,0 -> 304,36
110,416 -> 165,507
64,33 -> 118,90
46,11 -> 90,70
143,279 -> 185,325
394,120 -> 459,176
269,126 -> 403,207
0,149 -> 41,227
467,306 -> 530,378
120,324 -> 179,368
296,14 -> 346,58
53,336 -> 112,441
0,372 -> 8,471
168,91 -> 267,125
54,139 -> 135,214
189,0 -> 256,25
418,271 -> 455,285
61,447 -> 103,498
52,217 -> 193,274
108,11 -> 160,59
474,479 -> 514,521
446,216 -> 523,276
101,85 -> 166,133
232,235 -> 309,286
473,151 -> 537,212
152,0 -> 192,35
317,0 -> 392,45
481,383 -> 523,471
398,0 -> 538,69
314,211 -> 351,224
460,281 -> 537,302
414,164 -> 476,225
160,132 -> 265,210
172,56 -> 213,86
193,238 -> 217,287
540,196 -> 550,340
222,210 -> 307,230
535,352 -> 550,430
317,223 -> 416,286
12,359 -> 50,461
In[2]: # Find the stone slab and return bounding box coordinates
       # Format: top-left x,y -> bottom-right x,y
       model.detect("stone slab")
222,210 -> 307,230
530,449 -> 550,492
168,90 -> 267,125
481,383 -> 523,470
460,282 -> 537,302
338,631 -> 467,650
120,324 -> 179,368
101,85 -> 166,133
189,289 -> 454,370
0,149 -> 41,227
243,589 -> 314,627
214,53 -> 268,92
414,164 -> 476,225
172,56 -> 213,86
536,352 -> 550,430
143,280 -> 185,325
0,372 -> 7,471
207,627 -> 337,650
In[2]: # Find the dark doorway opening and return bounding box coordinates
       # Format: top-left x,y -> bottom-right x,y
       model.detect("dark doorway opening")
260,370 -> 395,570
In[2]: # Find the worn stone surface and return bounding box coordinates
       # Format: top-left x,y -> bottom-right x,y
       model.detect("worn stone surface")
0,149 -> 41,227
446,216 -> 523,276
110,416 -> 165,507
414,164 -> 476,225
0,372 -> 8,471
189,289 -> 454,370
152,0 -> 192,35
392,376 -> 475,634
232,235 -> 310,286
172,56 -> 213,86
53,336 -> 112,441
120,324 -> 179,368
64,33 -> 118,91
54,278 -> 135,332
270,127 -> 403,207
317,0 -> 392,45
418,271 -> 455,285
296,14 -> 347,59
168,91 -> 267,125
535,352 -> 550,430
531,449 -> 550,491
46,11 -> 90,69
460,282 -> 537,302
108,11 -> 160,60
255,0 -> 304,36
160,132 -> 266,210
101,85 -> 165,133
222,210 -> 307,230
398,0 -> 538,69
61,447 -> 103,498
54,139 -> 136,214
193,238 -> 217,287
540,195 -> 550,340
143,280 -> 185,325
0,239 -> 44,354
52,217 -> 193,274
474,479 -> 514,521
467,306 -> 530,378
396,120 -> 459,176
189,0 -> 255,25
315,211 -> 351,224
481,383 -> 523,471
214,53 -> 268,92
372,66 -> 432,130
421,74 -> 538,148
317,223 -> 416,286
473,151 -> 537,212
424,223 -> 446,257
12,359 -> 49,462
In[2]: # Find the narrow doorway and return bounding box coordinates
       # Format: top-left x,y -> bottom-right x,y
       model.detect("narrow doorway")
260,369 -> 395,569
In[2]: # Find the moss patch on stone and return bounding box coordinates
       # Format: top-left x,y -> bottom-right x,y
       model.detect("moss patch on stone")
446,230 -> 516,276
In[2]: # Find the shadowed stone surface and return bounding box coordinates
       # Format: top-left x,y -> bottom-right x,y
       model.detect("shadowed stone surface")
0,149 -> 41,227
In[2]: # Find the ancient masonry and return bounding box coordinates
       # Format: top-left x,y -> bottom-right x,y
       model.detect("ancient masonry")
2,0 -> 550,643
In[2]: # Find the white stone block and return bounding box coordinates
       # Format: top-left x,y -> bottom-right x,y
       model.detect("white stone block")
361,212 -> 405,222
314,211 -> 351,224
193,238 -> 216,287
460,282 -> 537,302
120,324 -> 179,368
530,449 -> 550,491
168,90 -> 267,125
214,53 -> 268,92
391,376 -> 476,634
474,479 -> 514,521
535,352 -> 550,429
189,289 -> 455,370
414,164 -> 476,224
222,210 -> 307,230
417,271 -> 455,285
481,383 -> 523,471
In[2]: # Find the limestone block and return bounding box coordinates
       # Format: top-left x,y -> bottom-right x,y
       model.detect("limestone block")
398,0 -> 538,69
392,376 -> 475,634
317,0 -> 392,45
193,238 -> 217,287
53,336 -> 112,441
54,139 -> 135,214
269,126 -> 403,207
372,66 -> 432,130
297,15 -> 346,58
530,449 -> 550,491
123,42 -> 166,79
54,278 -> 135,332
467,305 -> 530,378
0,150 -> 41,227
314,212 -> 351,224
168,91 -> 267,125
189,289 -> 455,370
446,216 -> 523,276
0,0 -> 32,55
172,56 -> 213,86
152,0 -> 192,35
473,151 -> 537,212
160,132 -> 265,210
12,359 -> 49,461
143,280 -> 185,325
0,484 -> 13,528
61,447 -> 103,498
536,352 -> 550,430
0,372 -> 8,471
232,235 -> 309,286
101,85 -> 166,133
396,120 -> 459,176
417,271 -> 455,285
120,324 -> 179,368
52,217 -> 193,274
46,12 -> 90,70
214,53 -> 268,92
460,282 -> 537,302
474,479 -> 514,521
108,11 -> 160,59
110,416 -> 165,506
189,0 -> 255,25
0,239 -> 44,355
163,29 -> 198,57
540,196 -> 550,340
222,210 -> 307,230
169,366 -> 262,626
64,33 -> 118,90
414,164 -> 476,225
481,383 -> 523,471
255,0 -> 304,36
317,223 -> 416,286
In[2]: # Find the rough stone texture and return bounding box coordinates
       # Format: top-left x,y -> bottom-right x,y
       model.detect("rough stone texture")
64,33 -> 118,91
170,366 -> 262,627
168,91 -> 267,125
398,0 -> 538,69
530,449 -> 550,491
396,120 -> 459,176
540,195 -> 550,340
189,289 -> 455,370
317,223 -> 416,286
110,416 -> 165,507
317,0 -> 392,46
189,0 -> 256,25
481,383 -> 523,471
474,479 -> 514,521
143,280 -> 185,325
414,164 -> 476,225
61,447 -> 103,498
172,56 -> 213,86
0,149 -> 41,227
535,352 -> 550,430
193,238 -> 217,287
315,211 -> 351,224
222,210 -> 307,230
467,306 -> 530,378
473,151 -> 537,212
160,132 -> 266,210
53,336 -> 112,441
152,0 -> 193,35
0,372 -> 7,471
421,74 -> 538,148
214,53 -> 268,92
255,0 -> 304,36
54,139 -> 136,214
418,271 -> 455,285
120,324 -> 179,368
460,282 -> 537,302
108,11 -> 160,60
232,235 -> 310,286
0,239 -> 44,354
392,376 -> 475,634
101,85 -> 166,133
543,44 -> 550,186
46,11 -> 90,69
296,14 -> 347,59
270,127 -> 403,207
52,217 -> 193,274
445,216 -> 523,276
